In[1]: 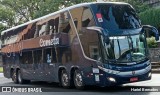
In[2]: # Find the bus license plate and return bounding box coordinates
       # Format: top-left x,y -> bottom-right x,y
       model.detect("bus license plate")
130,77 -> 138,82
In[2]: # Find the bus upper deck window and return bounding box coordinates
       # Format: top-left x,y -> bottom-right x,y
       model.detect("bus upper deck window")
82,7 -> 93,27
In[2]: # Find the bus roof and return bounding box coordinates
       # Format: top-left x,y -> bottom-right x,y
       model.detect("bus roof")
1,2 -> 129,36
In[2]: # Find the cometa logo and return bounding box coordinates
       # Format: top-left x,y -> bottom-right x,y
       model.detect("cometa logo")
39,37 -> 59,47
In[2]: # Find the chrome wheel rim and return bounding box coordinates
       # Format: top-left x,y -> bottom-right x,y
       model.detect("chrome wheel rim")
12,72 -> 16,82
75,73 -> 83,87
62,72 -> 69,86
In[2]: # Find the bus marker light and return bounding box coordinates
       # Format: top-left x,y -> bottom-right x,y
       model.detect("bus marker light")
92,68 -> 99,73
87,73 -> 93,77
108,77 -> 116,82
99,74 -> 103,76
148,72 -> 151,77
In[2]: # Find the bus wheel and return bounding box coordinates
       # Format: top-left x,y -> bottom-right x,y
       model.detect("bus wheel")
61,70 -> 70,88
74,70 -> 85,89
17,70 -> 30,84
11,70 -> 18,84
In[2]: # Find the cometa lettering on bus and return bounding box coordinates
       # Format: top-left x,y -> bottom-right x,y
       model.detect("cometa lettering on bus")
39,37 -> 59,47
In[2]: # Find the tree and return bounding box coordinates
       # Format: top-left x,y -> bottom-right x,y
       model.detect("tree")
33,0 -> 95,18
0,24 -> 6,32
0,0 -> 95,32
0,0 -> 44,22
0,4 -> 15,29
115,0 -> 149,13
139,8 -> 160,28
0,0 -> 150,32
0,0 -> 95,21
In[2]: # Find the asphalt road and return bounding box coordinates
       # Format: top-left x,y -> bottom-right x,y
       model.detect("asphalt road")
0,73 -> 160,95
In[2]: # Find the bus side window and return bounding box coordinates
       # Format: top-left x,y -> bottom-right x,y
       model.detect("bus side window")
28,24 -> 36,39
47,16 -> 60,34
28,51 -> 33,64
22,51 -> 33,64
56,11 -> 73,63
34,25 -> 40,38
22,52 -> 27,64
35,21 -> 50,37
74,19 -> 78,28
89,45 -> 99,60
45,22 -> 50,35
52,47 -> 57,63
38,23 -> 47,36
34,50 -> 42,64
80,7 -> 100,60
82,7 -> 95,27
59,12 -> 71,33
54,17 -> 59,33
43,48 -> 52,64
23,24 -> 35,40
48,19 -> 55,34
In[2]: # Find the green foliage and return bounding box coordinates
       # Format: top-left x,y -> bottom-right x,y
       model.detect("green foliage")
0,5 -> 15,27
0,67 -> 3,73
0,0 -> 95,20
147,37 -> 158,48
33,0 -> 95,18
115,0 -> 150,13
0,0 -> 44,21
0,0 -> 152,32
0,24 -> 6,32
0,0 -> 95,32
139,8 -> 160,28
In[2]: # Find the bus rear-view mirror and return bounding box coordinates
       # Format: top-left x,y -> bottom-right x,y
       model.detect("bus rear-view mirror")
142,25 -> 159,41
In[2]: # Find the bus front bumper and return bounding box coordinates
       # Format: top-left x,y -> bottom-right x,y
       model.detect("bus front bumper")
97,70 -> 151,87
83,70 -> 151,87
107,71 -> 151,86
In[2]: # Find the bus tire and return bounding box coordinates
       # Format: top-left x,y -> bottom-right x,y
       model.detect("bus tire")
17,70 -> 30,84
11,69 -> 18,84
60,70 -> 70,88
74,70 -> 85,89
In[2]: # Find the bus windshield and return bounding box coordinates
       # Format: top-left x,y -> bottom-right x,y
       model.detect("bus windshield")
103,34 -> 147,63
96,4 -> 141,31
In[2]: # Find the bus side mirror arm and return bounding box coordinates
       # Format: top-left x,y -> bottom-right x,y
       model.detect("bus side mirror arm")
142,25 -> 159,41
86,26 -> 103,34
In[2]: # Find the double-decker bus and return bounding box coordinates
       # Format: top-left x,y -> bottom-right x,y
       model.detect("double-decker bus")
1,2 -> 159,89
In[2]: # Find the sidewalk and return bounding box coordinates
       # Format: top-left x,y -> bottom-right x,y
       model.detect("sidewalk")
0,73 -> 3,77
